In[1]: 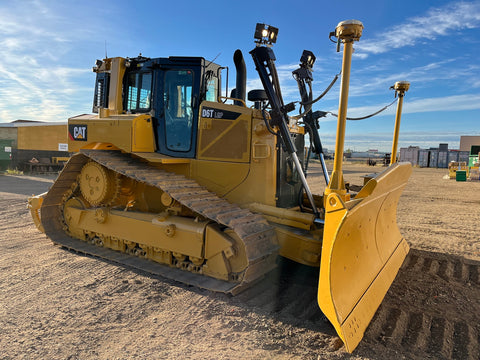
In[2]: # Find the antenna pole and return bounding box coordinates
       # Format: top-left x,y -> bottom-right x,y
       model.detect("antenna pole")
390,81 -> 409,165
324,20 -> 363,202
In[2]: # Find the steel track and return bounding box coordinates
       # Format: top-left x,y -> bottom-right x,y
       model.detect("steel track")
40,150 -> 279,294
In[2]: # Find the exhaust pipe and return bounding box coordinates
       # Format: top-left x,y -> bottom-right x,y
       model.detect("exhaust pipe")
233,49 -> 246,105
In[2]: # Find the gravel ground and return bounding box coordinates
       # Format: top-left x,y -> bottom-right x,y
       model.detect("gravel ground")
0,163 -> 479,359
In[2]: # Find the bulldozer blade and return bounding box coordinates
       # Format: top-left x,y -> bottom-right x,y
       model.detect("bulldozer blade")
27,192 -> 47,233
318,162 -> 412,352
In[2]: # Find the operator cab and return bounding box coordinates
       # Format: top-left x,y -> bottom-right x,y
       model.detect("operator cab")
93,55 -> 222,158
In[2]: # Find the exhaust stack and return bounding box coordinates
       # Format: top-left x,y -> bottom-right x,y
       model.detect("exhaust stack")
233,49 -> 246,105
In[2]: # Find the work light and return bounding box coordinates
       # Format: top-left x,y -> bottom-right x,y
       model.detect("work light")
254,23 -> 278,45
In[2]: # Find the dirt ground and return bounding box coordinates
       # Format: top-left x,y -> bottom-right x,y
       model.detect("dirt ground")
0,163 -> 479,359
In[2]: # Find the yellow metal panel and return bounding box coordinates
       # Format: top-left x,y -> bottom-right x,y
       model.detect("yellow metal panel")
132,152 -> 190,164
27,192 -> 46,233
17,125 -> 67,151
205,225 -> 234,258
274,224 -> 322,266
191,106 -> 277,207
108,57 -> 126,114
340,239 -> 409,351
66,207 -> 208,258
199,119 -> 249,160
318,162 -> 412,352
191,159 -> 250,197
132,114 -> 156,152
191,131 -> 276,207
223,131 -> 276,206
68,115 -> 135,153
198,101 -> 251,162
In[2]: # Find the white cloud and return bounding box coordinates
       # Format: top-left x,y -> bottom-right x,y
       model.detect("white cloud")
314,94 -> 480,123
357,1 -> 480,56
0,1 -> 96,122
343,58 -> 479,99
403,94 -> 480,113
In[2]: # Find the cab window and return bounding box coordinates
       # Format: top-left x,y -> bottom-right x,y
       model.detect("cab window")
126,72 -> 152,111
164,70 -> 194,152
205,71 -> 219,102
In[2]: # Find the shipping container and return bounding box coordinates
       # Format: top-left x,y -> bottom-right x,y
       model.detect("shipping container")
459,151 -> 470,163
429,150 -> 438,168
448,150 -> 459,163
437,151 -> 448,168
418,149 -> 429,167
399,146 -> 419,165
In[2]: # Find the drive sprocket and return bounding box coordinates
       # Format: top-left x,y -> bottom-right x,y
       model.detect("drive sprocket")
79,161 -> 120,206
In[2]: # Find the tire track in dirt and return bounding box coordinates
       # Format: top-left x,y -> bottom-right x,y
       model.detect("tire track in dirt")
370,307 -> 479,359
404,250 -> 480,286
364,250 -> 480,359
222,249 -> 480,358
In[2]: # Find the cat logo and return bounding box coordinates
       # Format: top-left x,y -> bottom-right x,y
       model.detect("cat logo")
68,124 -> 88,141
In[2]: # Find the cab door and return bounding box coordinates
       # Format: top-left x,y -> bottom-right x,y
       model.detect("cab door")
154,67 -> 200,158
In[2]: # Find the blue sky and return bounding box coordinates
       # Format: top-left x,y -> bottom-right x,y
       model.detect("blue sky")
0,0 -> 479,151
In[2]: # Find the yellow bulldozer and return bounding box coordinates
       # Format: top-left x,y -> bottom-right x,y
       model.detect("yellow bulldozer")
28,20 -> 411,352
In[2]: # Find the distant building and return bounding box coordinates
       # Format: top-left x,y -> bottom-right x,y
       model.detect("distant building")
0,120 -> 68,170
351,151 -> 385,159
460,136 -> 480,152
399,141 -> 471,168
